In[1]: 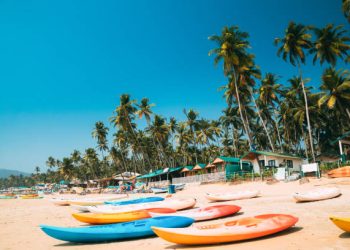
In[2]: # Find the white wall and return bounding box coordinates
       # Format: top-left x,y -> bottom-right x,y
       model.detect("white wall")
248,155 -> 303,174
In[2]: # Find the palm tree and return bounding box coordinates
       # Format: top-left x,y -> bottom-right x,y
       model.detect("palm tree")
275,21 -> 316,162
310,24 -> 350,66
136,98 -> 155,124
209,26 -> 255,148
183,109 -> 199,164
343,0 -> 350,23
59,158 -> 75,180
318,67 -> 350,119
92,121 -> 109,157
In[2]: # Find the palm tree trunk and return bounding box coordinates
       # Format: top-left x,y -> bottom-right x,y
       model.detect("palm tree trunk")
346,108 -> 350,120
249,88 -> 275,152
232,70 -> 253,149
273,112 -> 283,152
298,63 -> 316,163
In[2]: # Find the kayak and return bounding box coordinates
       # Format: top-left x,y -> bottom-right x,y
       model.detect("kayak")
328,166 -> 350,178
152,214 -> 298,245
40,216 -> 194,243
293,187 -> 341,202
88,198 -> 196,214
329,216 -> 350,232
205,190 -> 260,202
104,196 -> 164,205
152,188 -> 167,194
22,196 -> 43,199
150,205 -> 241,221
51,195 -> 127,206
72,208 -> 176,224
0,195 -> 17,199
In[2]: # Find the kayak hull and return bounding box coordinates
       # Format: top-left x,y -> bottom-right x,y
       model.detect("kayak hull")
293,188 -> 341,202
40,216 -> 194,243
152,214 -> 298,245
72,208 -> 176,224
205,190 -> 259,202
150,205 -> 241,221
105,196 -> 164,205
330,216 -> 350,232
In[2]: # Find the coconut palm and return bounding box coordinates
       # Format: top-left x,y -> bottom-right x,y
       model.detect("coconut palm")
183,109 -> 199,164
209,26 -> 255,148
136,98 -> 155,124
310,24 -> 350,67
343,0 -> 350,23
275,21 -> 316,162
318,67 -> 350,119
92,121 -> 109,156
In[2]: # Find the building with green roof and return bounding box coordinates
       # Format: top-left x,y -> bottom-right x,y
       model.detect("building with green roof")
240,150 -> 304,174
212,156 -> 253,179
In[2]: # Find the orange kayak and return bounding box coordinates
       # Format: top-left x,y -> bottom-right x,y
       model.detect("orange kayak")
152,214 -> 298,245
328,166 -> 350,178
72,208 -> 176,224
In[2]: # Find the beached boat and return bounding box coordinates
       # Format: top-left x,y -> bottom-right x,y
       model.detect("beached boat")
21,195 -> 43,199
152,184 -> 186,194
150,205 -> 241,221
40,216 -> 194,243
205,190 -> 260,202
152,214 -> 298,245
51,195 -> 127,206
88,198 -> 196,214
293,187 -> 341,202
104,196 -> 164,205
0,195 -> 17,199
329,216 -> 350,232
328,166 -> 350,178
72,208 -> 176,224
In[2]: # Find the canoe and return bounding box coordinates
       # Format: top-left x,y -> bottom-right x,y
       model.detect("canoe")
51,195 -> 127,206
105,196 -> 164,205
152,188 -> 167,194
72,208 -> 176,224
21,196 -> 43,199
88,198 -> 196,214
329,216 -> 350,232
150,205 -> 241,221
152,214 -> 298,245
293,187 -> 341,202
205,190 -> 260,202
328,166 -> 350,178
152,184 -> 185,194
0,195 -> 17,199
40,216 -> 194,243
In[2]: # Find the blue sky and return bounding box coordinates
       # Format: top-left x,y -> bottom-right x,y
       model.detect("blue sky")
0,0 -> 346,173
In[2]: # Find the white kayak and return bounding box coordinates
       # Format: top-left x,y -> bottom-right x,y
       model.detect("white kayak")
87,198 -> 196,214
150,204 -> 241,221
51,195 -> 128,206
293,187 -> 341,202
205,190 -> 260,202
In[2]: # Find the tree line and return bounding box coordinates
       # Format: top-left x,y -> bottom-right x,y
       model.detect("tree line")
1,1 -> 350,189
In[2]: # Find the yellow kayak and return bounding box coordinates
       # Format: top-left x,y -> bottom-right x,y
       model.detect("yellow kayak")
72,208 -> 176,224
330,216 -> 350,232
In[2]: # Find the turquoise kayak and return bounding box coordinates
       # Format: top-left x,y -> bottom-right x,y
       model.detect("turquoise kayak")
40,216 -> 194,243
105,196 -> 164,205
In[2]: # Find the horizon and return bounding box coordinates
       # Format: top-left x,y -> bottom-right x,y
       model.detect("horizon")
0,0 -> 347,173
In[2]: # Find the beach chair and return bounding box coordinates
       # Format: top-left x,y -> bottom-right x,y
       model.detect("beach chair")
301,163 -> 320,178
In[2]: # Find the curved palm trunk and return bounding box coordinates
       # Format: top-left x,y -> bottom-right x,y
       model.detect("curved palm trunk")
249,88 -> 275,152
232,70 -> 253,149
298,63 -> 316,162
272,112 -> 283,151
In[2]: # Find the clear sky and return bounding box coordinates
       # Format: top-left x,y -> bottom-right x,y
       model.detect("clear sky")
0,0 -> 347,173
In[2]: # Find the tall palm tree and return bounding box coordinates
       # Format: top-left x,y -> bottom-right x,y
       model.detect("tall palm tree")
343,0 -> 350,23
92,121 -> 109,157
209,26 -> 255,148
310,24 -> 350,66
275,21 -> 316,162
183,109 -> 199,164
259,73 -> 283,148
318,67 -> 350,119
136,98 -> 155,124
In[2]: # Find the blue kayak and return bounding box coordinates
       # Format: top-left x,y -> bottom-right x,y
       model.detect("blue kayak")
40,216 -> 194,243
104,196 -> 164,205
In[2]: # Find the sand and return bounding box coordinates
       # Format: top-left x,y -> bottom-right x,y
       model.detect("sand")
1,178 -> 350,250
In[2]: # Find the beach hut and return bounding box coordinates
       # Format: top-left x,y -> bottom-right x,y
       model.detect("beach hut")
240,151 -> 303,175
193,163 -> 206,174
180,166 -> 195,177
136,167 -> 183,186
212,156 -> 253,179
330,131 -> 350,163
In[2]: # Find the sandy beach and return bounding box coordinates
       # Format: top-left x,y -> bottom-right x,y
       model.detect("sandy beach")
1,178 -> 350,250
